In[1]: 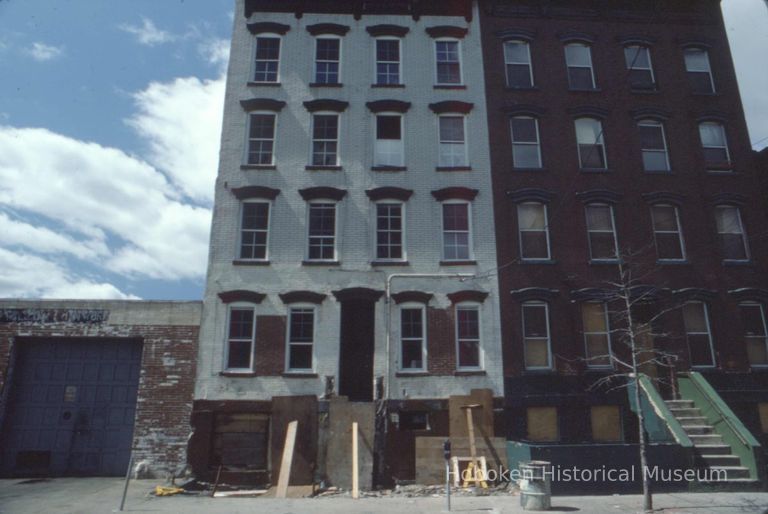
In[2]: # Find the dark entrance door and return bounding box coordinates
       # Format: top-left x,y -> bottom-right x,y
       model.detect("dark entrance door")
1,339 -> 143,477
335,288 -> 382,402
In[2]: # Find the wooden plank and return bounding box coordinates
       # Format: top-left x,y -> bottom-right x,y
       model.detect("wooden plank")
352,422 -> 359,499
275,420 -> 298,499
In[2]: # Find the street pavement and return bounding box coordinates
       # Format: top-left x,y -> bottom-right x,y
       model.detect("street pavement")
0,478 -> 767,514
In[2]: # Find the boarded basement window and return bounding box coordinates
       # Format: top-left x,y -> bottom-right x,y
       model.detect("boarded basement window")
399,411 -> 429,430
211,413 -> 269,470
759,403 -> 768,434
590,405 -> 623,442
526,406 -> 558,442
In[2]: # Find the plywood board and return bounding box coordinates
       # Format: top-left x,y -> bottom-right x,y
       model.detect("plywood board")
449,389 -> 494,438
271,396 -> 318,485
276,421 -> 297,498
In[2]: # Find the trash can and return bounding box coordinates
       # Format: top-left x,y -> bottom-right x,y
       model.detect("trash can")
519,460 -> 551,511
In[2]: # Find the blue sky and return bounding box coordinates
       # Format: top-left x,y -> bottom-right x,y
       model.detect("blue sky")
0,0 -> 766,300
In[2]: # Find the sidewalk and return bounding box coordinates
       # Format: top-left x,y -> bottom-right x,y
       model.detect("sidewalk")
0,478 -> 766,514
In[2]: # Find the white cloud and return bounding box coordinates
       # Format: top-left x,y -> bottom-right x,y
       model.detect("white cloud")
0,248 -> 137,300
0,212 -> 108,261
119,17 -> 176,46
126,75 -> 224,204
27,42 -> 64,61
198,38 -> 230,71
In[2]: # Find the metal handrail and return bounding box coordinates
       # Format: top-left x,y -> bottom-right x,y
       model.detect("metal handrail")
683,373 -> 751,448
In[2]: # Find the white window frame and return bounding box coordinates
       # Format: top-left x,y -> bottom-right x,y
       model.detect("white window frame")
437,114 -> 468,167
624,45 -> 655,88
434,38 -> 463,86
638,119 -> 670,172
650,204 -> 686,262
585,203 -> 619,262
252,33 -> 281,83
510,116 -> 542,169
522,301 -> 552,370
517,202 -> 551,261
699,121 -> 731,169
374,112 -> 405,167
682,301 -> 716,368
575,117 -> 607,170
399,303 -> 427,372
224,303 -> 257,372
374,201 -> 406,262
740,302 -> 768,368
310,112 -> 340,167
306,200 -> 338,262
684,47 -> 715,93
456,302 -> 483,371
238,200 -> 271,261
564,42 -> 596,89
314,36 -> 341,84
285,304 -> 316,373
375,37 -> 402,85
245,111 -> 277,166
583,302 -> 613,369
504,39 -> 534,88
441,200 -> 473,261
715,205 -> 750,262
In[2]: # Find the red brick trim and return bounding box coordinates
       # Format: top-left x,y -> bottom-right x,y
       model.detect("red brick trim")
366,100 -> 411,113
365,187 -> 413,202
428,101 -> 473,114
298,186 -> 347,201
231,186 -> 280,200
279,291 -> 327,304
431,187 -> 478,202
366,25 -> 409,38
426,26 -> 468,39
306,23 -> 350,36
303,99 -> 349,112
391,291 -> 433,305
447,290 -> 489,304
332,287 -> 384,302
247,22 -> 290,35
218,290 -> 266,304
240,98 -> 286,112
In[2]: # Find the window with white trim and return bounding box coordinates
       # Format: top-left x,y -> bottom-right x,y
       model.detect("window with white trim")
315,37 -> 340,84
376,38 -> 401,85
740,303 -> 768,367
682,301 -> 715,367
435,39 -> 461,85
226,305 -> 256,370
522,301 -> 551,369
311,113 -> 339,166
504,40 -> 533,88
585,204 -> 618,261
442,201 -> 472,261
240,201 -> 270,260
638,119 -> 670,172
246,113 -> 276,165
438,115 -> 467,167
575,117 -> 606,169
510,116 -> 542,169
400,304 -> 425,371
307,202 -> 337,261
376,202 -> 404,261
287,307 -> 315,371
565,43 -> 596,90
517,202 -> 551,260
715,205 -> 749,261
456,303 -> 482,369
375,114 -> 404,166
253,35 -> 281,83
650,204 -> 685,261
684,47 -> 715,94
582,302 -> 612,368
699,122 -> 731,169
624,45 -> 655,90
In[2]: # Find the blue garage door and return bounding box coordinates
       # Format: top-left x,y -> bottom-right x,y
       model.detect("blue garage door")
1,339 -> 142,477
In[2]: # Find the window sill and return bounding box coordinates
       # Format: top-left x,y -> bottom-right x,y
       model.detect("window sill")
440,260 -> 477,266
656,260 -> 690,266
512,167 -> 547,172
436,166 -> 472,172
522,368 -> 554,374
505,86 -> 539,92
247,81 -> 281,87
372,84 -> 405,89
220,371 -> 256,377
454,370 -> 486,376
722,260 -> 753,267
579,168 -> 611,173
241,164 -> 276,171
306,165 -> 342,171
629,87 -> 659,94
521,259 -> 556,265
568,87 -> 602,93
371,260 -> 410,267
282,372 -> 319,378
309,82 -> 343,88
233,259 -> 270,266
589,260 -> 620,266
434,84 -> 466,90
302,260 -> 341,266
705,167 -> 734,174
372,166 -> 407,172
396,371 -> 429,377
643,169 -> 673,175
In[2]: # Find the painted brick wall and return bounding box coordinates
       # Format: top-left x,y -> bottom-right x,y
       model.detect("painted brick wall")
0,300 -> 200,477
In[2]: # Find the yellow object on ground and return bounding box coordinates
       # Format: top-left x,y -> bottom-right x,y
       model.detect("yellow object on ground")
154,486 -> 184,496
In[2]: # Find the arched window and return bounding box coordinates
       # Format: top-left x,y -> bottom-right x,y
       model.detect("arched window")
638,119 -> 670,172
504,39 -> 533,88
575,117 -> 606,169
565,43 -> 596,90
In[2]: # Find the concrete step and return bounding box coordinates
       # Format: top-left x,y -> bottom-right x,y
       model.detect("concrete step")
689,434 -> 724,446
668,407 -> 702,418
683,425 -> 715,435
665,399 -> 695,409
708,466 -> 751,480
700,454 -> 742,467
696,444 -> 733,455
676,416 -> 709,426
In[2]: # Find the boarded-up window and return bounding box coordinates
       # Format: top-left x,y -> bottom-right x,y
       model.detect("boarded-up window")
211,413 -> 269,470
526,407 -> 558,442
759,403 -> 768,434
590,405 -> 622,442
